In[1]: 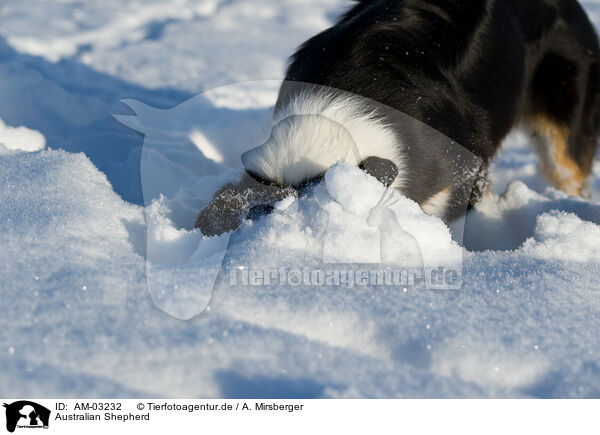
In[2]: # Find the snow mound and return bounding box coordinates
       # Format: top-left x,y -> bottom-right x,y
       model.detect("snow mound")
521,211 -> 600,262
141,159 -> 466,320
321,162 -> 461,268
0,118 -> 45,154
0,148 -> 144,307
464,181 -> 600,252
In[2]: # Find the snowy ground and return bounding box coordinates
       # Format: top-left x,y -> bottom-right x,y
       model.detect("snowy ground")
1,0 -> 600,398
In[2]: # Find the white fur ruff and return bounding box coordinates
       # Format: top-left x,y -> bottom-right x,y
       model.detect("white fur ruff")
242,89 -> 406,189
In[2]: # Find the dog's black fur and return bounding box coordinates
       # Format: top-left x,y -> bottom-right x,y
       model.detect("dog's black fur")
197,0 -> 600,234
279,0 -> 600,214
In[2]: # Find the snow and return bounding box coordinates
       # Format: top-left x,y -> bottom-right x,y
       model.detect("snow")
464,180 -> 600,252
0,119 -> 45,153
0,0 -> 599,398
521,210 -> 600,262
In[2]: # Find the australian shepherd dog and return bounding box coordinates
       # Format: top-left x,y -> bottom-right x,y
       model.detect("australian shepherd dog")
197,0 -> 600,236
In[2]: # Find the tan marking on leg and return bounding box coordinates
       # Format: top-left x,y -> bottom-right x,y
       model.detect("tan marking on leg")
421,187 -> 452,217
529,115 -> 586,196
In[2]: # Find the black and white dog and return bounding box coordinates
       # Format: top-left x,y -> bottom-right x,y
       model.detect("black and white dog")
197,0 -> 600,236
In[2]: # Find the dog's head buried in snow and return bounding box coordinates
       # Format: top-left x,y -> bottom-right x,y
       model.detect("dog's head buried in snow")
196,88 -> 405,236
197,0 -> 600,237
195,83 -> 474,236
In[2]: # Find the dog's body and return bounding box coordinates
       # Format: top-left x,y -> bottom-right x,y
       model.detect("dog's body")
198,0 -> 600,234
